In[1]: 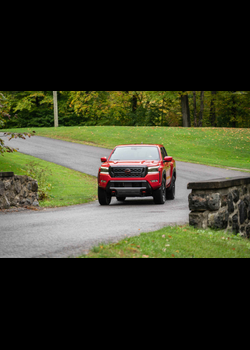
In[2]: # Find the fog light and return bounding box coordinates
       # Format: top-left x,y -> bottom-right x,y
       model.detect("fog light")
151,180 -> 158,183
101,180 -> 107,183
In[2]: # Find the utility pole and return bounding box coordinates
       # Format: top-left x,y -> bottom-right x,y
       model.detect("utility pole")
53,91 -> 58,127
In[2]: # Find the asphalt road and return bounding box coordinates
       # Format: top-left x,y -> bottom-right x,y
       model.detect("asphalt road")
0,135 -> 249,258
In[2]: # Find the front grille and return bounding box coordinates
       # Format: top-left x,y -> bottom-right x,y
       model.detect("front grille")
110,167 -> 147,178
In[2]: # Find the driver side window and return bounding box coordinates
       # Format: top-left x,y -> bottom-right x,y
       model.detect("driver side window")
161,147 -> 168,159
163,147 -> 168,156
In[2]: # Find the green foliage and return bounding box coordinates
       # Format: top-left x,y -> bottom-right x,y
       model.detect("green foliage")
1,91 -> 250,129
22,161 -> 53,200
0,92 -> 35,155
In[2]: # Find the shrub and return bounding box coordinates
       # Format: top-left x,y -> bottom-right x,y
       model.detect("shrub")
22,161 -> 53,200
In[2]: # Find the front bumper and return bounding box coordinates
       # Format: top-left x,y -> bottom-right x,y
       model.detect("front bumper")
98,172 -> 162,197
108,180 -> 152,197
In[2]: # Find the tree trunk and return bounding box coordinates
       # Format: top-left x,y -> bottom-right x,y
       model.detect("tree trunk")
131,93 -> 138,125
210,91 -> 217,127
199,91 -> 205,127
231,91 -> 237,128
193,91 -> 197,127
181,92 -> 190,127
132,94 -> 137,113
53,91 -> 58,128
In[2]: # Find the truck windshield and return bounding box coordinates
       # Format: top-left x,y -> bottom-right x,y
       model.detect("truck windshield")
110,146 -> 160,161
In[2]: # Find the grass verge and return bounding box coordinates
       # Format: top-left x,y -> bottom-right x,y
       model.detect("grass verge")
0,152 -> 97,207
80,225 -> 250,258
1,126 -> 250,171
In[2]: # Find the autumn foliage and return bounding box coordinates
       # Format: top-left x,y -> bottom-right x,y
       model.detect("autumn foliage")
1,91 -> 250,130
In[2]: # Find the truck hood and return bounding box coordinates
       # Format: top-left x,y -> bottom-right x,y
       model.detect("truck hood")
103,160 -> 160,167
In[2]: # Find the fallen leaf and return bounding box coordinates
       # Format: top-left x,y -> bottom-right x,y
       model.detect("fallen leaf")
171,254 -> 175,257
176,250 -> 179,253
142,255 -> 149,258
162,235 -> 166,238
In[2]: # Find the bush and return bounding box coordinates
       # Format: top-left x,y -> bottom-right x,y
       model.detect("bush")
22,161 -> 53,200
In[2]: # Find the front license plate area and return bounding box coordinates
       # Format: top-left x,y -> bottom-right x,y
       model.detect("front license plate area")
125,182 -> 132,187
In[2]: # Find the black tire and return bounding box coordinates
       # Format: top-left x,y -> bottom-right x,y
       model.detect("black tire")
166,174 -> 176,200
98,187 -> 111,205
153,178 -> 166,205
117,197 -> 126,202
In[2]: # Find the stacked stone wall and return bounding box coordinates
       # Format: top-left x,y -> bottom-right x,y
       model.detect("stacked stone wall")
188,177 -> 250,238
0,172 -> 39,209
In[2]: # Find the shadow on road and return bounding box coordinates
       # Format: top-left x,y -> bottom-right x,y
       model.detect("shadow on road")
111,198 -> 155,206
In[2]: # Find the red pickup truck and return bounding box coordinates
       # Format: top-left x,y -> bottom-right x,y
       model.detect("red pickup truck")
98,144 -> 176,205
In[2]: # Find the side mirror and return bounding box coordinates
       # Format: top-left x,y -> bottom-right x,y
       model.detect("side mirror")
101,157 -> 107,163
164,156 -> 173,162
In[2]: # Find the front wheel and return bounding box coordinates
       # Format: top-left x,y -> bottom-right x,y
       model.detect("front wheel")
153,178 -> 166,205
166,175 -> 176,200
98,187 -> 111,205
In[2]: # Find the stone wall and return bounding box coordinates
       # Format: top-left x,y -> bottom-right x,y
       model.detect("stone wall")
0,172 -> 39,209
188,177 -> 250,238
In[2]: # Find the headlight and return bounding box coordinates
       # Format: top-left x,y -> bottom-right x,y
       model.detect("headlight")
148,166 -> 160,173
100,167 -> 109,174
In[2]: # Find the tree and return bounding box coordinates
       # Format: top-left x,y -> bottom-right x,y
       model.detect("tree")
0,92 -> 35,155
199,91 -> 205,127
193,91 -> 197,127
181,91 -> 191,127
2,91 -> 250,129
209,91 -> 217,126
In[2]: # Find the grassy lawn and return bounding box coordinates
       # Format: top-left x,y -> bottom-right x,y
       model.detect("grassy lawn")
80,225 -> 250,258
0,152 -> 97,207
1,126 -> 250,171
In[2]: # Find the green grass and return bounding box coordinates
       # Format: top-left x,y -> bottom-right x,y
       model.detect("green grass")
0,152 -> 97,207
80,225 -> 250,258
2,126 -> 250,170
